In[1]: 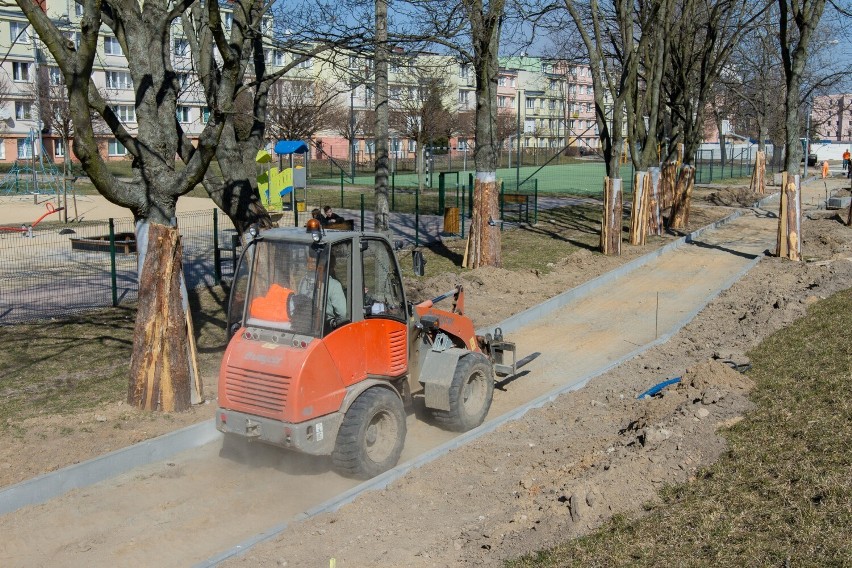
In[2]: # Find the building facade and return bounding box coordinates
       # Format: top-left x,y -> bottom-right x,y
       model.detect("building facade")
0,3 -> 598,166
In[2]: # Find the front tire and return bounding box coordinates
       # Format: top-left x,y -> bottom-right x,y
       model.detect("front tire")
431,353 -> 494,432
332,388 -> 406,479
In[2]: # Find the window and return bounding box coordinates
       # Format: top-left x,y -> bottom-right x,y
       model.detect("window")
224,12 -> 233,31
550,79 -> 559,90
12,62 -> 31,82
10,22 -> 29,44
0,139 -> 5,160
459,64 -> 469,79
526,98 -> 534,110
75,3 -> 84,16
15,101 -> 32,120
458,139 -> 468,150
524,118 -> 534,133
177,72 -> 190,89
391,138 -> 400,152
498,76 -> 507,87
108,138 -> 126,156
362,239 -> 405,321
349,55 -> 360,69
173,38 -> 189,57
271,50 -> 284,66
49,66 -> 63,85
390,86 -> 401,99
541,63 -> 552,74
261,17 -> 272,34
296,58 -> 312,69
176,106 -> 191,123
17,138 -> 32,159
549,99 -> 556,110
458,90 -> 469,107
202,107 -> 210,122
54,139 -> 64,157
389,61 -> 401,74
365,139 -> 375,154
112,105 -> 136,123
104,36 -> 123,56
408,140 -> 416,152
106,71 -> 132,89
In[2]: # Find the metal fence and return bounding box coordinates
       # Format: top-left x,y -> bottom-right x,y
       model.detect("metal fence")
0,210 -> 238,325
693,147 -> 781,184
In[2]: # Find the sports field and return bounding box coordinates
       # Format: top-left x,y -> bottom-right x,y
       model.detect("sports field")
312,160 -> 638,197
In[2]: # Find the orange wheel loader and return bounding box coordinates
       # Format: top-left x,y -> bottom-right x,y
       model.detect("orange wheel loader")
216,220 -> 520,478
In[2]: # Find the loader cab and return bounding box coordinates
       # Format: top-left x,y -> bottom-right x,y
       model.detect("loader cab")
227,229 -> 408,349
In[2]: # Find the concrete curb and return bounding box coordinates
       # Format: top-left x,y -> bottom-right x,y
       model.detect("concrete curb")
0,419 -> 220,516
0,198 -> 776,524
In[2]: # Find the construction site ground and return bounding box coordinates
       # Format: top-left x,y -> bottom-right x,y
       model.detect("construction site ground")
1,175 -> 851,567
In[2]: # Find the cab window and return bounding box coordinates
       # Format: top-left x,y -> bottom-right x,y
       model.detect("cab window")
362,239 -> 405,321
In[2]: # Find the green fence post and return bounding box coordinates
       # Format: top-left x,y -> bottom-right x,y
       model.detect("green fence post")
213,209 -> 221,285
461,184 -> 465,239
340,172 -> 344,208
438,172 -> 445,214
360,193 -> 365,230
415,184 -> 420,247
534,179 -> 538,225
391,172 -> 396,211
109,218 -> 118,307
500,180 -> 505,231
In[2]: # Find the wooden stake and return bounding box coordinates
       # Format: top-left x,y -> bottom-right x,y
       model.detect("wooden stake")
186,310 -> 203,404
461,234 -> 471,268
647,167 -> 663,236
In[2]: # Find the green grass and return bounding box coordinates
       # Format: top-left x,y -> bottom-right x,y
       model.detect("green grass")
507,287 -> 852,567
0,284 -> 229,427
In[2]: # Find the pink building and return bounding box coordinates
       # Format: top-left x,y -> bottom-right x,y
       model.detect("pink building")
812,94 -> 852,142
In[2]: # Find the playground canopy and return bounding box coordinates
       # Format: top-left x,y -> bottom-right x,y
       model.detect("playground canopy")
274,140 -> 309,155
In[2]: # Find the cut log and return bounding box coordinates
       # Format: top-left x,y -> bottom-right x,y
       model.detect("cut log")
600,176 -> 622,256
468,173 -> 501,268
647,167 -> 663,236
668,165 -> 696,230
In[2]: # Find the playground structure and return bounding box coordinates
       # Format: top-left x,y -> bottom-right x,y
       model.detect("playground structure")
256,140 -> 310,218
0,130 -> 66,204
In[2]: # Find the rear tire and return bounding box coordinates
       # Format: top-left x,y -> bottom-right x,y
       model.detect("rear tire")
332,388 -> 406,479
431,353 -> 494,432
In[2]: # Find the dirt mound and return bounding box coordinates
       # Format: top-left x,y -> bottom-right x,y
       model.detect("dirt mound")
706,186 -> 762,207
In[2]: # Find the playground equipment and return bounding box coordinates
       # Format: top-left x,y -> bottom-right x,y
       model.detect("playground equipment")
0,201 -> 64,234
0,130 -> 64,202
256,141 -> 310,221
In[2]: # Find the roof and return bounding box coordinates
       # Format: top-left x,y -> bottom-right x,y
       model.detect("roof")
274,140 -> 309,155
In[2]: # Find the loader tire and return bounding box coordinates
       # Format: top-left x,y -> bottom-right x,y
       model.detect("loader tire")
431,353 -> 494,432
332,388 -> 406,479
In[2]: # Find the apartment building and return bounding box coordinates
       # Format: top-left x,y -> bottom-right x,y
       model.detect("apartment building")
0,4 -> 598,166
812,94 -> 852,143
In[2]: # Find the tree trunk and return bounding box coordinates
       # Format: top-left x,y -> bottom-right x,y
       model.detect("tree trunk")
373,0 -> 390,233
669,165 -> 695,230
129,222 -> 192,412
600,176 -> 622,255
750,150 -> 766,195
776,171 -> 801,261
647,166 -> 663,236
661,161 -> 677,209
629,170 -> 650,245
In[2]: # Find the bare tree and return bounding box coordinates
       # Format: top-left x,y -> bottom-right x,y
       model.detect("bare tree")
389,71 -> 455,189
266,79 -> 343,141
17,0 -> 247,411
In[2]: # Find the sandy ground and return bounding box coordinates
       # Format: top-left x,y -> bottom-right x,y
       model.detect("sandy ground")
0,193 -> 222,225
0,176 -> 850,567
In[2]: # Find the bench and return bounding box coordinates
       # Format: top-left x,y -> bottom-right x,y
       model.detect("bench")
502,193 -> 530,223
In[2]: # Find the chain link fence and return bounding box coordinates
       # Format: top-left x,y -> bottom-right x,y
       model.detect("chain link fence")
0,210 -> 237,325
